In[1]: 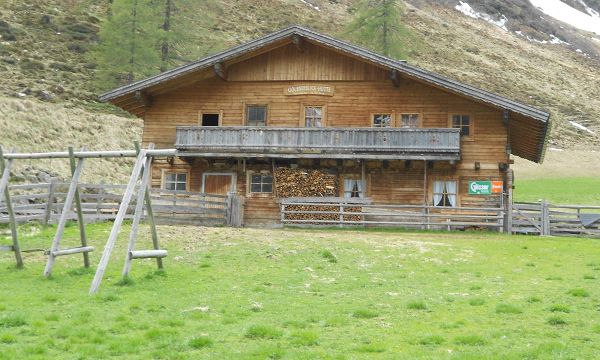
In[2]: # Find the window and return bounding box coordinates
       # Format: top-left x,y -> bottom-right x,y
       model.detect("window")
400,114 -> 419,128
433,180 -> 457,207
304,106 -> 323,127
246,105 -> 267,126
372,114 -> 392,127
250,173 -> 273,193
452,115 -> 471,136
164,172 -> 187,191
201,113 -> 220,126
343,178 -> 364,198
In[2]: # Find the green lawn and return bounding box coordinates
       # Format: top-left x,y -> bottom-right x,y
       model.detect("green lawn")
514,177 -> 600,205
1,223 -> 600,359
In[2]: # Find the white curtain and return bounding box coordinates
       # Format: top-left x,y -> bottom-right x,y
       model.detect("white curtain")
433,180 -> 444,206
446,181 -> 457,207
344,179 -> 364,198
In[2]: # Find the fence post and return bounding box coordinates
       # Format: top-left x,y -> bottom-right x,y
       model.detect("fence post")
339,204 -> 344,228
541,200 -> 550,236
280,202 -> 285,226
43,180 -> 56,227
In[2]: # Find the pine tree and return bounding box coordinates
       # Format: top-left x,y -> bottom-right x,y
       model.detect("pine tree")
343,0 -> 411,59
94,0 -> 162,89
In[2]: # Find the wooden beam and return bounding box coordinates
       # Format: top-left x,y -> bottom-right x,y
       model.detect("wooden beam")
213,63 -> 227,81
390,69 -> 400,88
134,90 -> 153,108
292,34 -> 304,52
69,147 -> 90,268
0,147 -> 23,268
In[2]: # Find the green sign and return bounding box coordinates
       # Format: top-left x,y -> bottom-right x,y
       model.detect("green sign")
468,181 -> 503,195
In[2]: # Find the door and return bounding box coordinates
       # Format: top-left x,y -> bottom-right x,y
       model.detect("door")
202,173 -> 236,195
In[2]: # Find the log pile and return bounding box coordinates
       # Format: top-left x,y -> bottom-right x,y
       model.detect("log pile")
275,168 -> 362,223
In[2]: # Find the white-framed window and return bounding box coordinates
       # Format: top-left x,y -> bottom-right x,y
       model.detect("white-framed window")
433,180 -> 457,207
164,172 -> 187,191
372,114 -> 392,127
451,114 -> 472,137
343,177 -> 364,198
400,113 -> 419,128
246,105 -> 267,126
250,173 -> 273,193
304,106 -> 323,127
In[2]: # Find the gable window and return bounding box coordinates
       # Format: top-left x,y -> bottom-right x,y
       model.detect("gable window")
164,172 -> 188,191
250,173 -> 273,193
372,114 -> 392,128
304,106 -> 323,127
433,180 -> 457,207
246,105 -> 267,126
343,177 -> 364,198
400,114 -> 420,128
452,115 -> 471,137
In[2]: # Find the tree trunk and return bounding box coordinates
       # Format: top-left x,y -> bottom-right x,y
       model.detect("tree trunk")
161,0 -> 172,72
128,0 -> 138,84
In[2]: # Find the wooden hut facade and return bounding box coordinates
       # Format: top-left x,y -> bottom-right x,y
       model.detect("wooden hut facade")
100,26 -> 550,226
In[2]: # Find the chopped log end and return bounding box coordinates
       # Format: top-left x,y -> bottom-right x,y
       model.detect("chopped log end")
52,246 -> 95,257
130,250 -> 168,259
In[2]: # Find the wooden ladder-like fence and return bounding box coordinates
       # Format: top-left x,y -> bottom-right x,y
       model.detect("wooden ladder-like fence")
512,202 -> 600,237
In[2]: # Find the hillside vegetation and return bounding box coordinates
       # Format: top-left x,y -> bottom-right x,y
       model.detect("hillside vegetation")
0,0 -> 599,181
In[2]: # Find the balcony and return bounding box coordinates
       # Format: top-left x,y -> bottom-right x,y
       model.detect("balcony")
175,127 -> 461,160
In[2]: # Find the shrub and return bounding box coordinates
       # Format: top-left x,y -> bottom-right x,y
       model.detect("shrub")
567,288 -> 589,297
454,335 -> 486,346
189,336 -> 213,349
407,300 -> 427,310
352,309 -> 378,319
245,325 -> 283,339
496,304 -> 522,314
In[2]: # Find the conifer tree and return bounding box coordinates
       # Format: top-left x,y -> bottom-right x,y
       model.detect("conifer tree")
343,0 -> 411,59
94,0 -> 161,89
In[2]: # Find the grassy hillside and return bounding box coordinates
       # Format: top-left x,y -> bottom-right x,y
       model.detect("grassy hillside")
2,224 -> 600,358
0,0 -> 599,183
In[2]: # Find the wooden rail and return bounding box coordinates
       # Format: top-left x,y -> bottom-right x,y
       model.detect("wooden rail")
512,202 -> 600,237
280,197 -> 504,230
0,182 -> 233,226
176,127 -> 461,160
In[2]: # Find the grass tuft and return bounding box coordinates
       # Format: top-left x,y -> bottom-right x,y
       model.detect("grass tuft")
290,330 -> 319,346
0,314 -> 27,328
407,300 -> 427,310
0,333 -> 17,344
496,304 -> 523,314
583,274 -> 596,280
548,304 -> 571,313
547,316 -> 567,326
354,343 -> 386,353
469,298 -> 485,306
567,288 -> 589,297
320,250 -> 337,263
352,309 -> 379,319
67,267 -> 94,276
245,325 -> 283,339
115,276 -> 135,287
526,296 -> 542,303
454,335 -> 486,346
189,336 -> 213,349
418,335 -> 445,345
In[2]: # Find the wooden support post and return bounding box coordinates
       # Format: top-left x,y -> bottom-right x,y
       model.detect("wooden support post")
43,151 -> 86,277
541,200 -> 550,236
0,147 -> 23,268
43,180 -> 56,227
423,160 -> 428,230
122,144 -> 156,276
69,147 -> 90,267
89,150 -> 147,294
506,169 -> 514,234
214,63 -> 227,81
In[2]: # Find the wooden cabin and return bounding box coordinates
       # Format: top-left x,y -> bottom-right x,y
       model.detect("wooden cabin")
100,26 -> 550,227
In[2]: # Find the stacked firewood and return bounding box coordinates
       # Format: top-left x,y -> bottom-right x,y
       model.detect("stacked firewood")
275,168 -> 362,223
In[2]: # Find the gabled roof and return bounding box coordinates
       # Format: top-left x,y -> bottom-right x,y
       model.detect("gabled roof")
100,25 -> 551,163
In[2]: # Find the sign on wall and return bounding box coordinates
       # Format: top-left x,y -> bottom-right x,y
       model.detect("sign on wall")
468,181 -> 503,195
284,84 -> 334,96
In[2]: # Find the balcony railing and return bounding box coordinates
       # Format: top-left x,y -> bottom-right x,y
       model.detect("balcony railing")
175,126 -> 461,160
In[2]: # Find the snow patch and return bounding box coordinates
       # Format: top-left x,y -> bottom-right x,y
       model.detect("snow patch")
549,34 -> 569,45
516,31 -> 570,45
455,1 -> 508,31
569,121 -> 596,134
529,0 -> 600,35
300,0 -> 320,11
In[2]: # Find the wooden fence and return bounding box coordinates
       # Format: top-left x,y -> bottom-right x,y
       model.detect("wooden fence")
512,202 -> 600,237
280,197 -> 505,231
0,182 -> 241,226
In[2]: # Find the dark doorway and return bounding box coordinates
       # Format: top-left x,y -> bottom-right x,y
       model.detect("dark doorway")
201,113 -> 220,126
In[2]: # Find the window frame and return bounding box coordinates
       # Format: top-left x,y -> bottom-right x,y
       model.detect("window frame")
342,175 -> 365,198
300,104 -> 326,127
449,113 -> 474,139
431,178 -> 458,208
198,110 -> 223,126
244,103 -> 269,126
247,171 -> 274,196
399,113 -> 421,128
371,113 -> 394,128
161,169 -> 190,192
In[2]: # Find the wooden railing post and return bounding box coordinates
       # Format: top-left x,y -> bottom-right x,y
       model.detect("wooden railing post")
541,200 -> 550,236
339,204 -> 344,228
43,180 -> 56,227
0,147 -> 23,268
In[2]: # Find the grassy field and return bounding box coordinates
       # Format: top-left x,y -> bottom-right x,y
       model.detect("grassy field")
1,223 -> 600,359
514,177 -> 600,205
